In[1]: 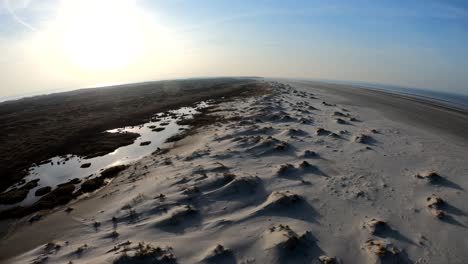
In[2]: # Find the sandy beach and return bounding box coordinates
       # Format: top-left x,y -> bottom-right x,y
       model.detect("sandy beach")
1,79 -> 468,264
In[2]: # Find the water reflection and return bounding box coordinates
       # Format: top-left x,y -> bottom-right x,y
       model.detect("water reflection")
5,102 -> 207,207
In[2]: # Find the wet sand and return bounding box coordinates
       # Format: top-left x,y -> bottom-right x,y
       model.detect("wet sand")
285,79 -> 468,142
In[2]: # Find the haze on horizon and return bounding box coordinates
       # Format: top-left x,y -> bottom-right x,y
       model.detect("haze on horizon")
0,0 -> 467,98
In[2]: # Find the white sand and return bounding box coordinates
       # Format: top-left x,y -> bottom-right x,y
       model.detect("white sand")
1,80 -> 468,264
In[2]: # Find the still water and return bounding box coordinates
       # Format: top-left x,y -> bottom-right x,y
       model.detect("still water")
4,102 -> 208,207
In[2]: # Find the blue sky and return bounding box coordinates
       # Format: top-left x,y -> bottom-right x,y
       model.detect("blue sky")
0,0 -> 467,98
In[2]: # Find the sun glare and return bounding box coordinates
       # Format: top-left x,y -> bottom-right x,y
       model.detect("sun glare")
59,0 -> 144,70
24,0 -> 183,86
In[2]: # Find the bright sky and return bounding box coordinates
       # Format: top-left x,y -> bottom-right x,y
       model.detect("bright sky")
0,0 -> 467,98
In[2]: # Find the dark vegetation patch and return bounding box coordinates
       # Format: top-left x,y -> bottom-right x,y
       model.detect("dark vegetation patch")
0,189 -> 29,205
79,177 -> 105,193
0,165 -> 130,220
34,186 -> 52,196
100,165 -> 130,178
80,163 -> 92,168
0,179 -> 39,204
140,141 -> 151,146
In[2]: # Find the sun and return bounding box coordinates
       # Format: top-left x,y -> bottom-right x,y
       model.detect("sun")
59,0 -> 144,70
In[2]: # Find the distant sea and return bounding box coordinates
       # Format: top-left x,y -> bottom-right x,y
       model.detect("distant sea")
316,79 -> 468,111
0,88 -> 73,103
2,79 -> 468,111
0,82 -> 127,103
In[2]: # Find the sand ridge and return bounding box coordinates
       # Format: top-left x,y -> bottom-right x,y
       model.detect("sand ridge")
1,81 -> 468,263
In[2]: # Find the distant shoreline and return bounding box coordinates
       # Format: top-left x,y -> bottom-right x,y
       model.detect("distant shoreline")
3,77 -> 467,110
270,78 -> 468,112
327,80 -> 468,111
285,79 -> 468,142
0,82 -> 152,104
0,77 -> 262,104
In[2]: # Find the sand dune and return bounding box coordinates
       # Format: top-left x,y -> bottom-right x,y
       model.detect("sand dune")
1,80 -> 468,263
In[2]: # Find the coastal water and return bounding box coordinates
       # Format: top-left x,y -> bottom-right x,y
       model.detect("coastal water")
322,80 -> 468,111
1,102 -> 208,208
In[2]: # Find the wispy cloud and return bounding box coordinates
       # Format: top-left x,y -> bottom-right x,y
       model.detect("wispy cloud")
3,0 -> 36,31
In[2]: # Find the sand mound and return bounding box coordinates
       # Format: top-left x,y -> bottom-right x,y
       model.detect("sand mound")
197,173 -> 236,192
303,150 -> 319,158
415,171 -> 442,184
316,128 -> 332,136
238,120 -> 255,126
363,239 -> 399,256
243,136 -> 291,155
228,125 -> 275,138
364,218 -> 387,235
319,255 -> 337,264
426,195 -> 445,219
426,195 -> 444,208
258,136 -> 282,147
333,111 -> 348,117
280,115 -> 296,122
281,128 -> 307,137
113,242 -> 176,264
261,111 -> 297,122
264,224 -> 322,263
154,205 -> 198,227
335,118 -> 347,125
234,135 -> 286,150
199,244 -> 235,264
170,176 -> 191,187
181,186 -> 201,197
246,125 -> 274,135
274,142 -> 289,151
259,191 -> 303,211
29,242 -> 63,264
183,149 -> 211,161
69,243 -> 91,258
353,134 -> 372,144
299,160 -> 312,168
362,239 -> 410,263
208,176 -> 261,197
202,162 -> 230,173
322,101 -> 335,106
277,164 -> 295,175
232,135 -> 260,144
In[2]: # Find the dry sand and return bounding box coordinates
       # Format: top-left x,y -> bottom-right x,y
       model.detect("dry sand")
1,80 -> 468,264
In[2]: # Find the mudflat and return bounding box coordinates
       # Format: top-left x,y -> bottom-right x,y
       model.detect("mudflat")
0,78 -> 259,193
